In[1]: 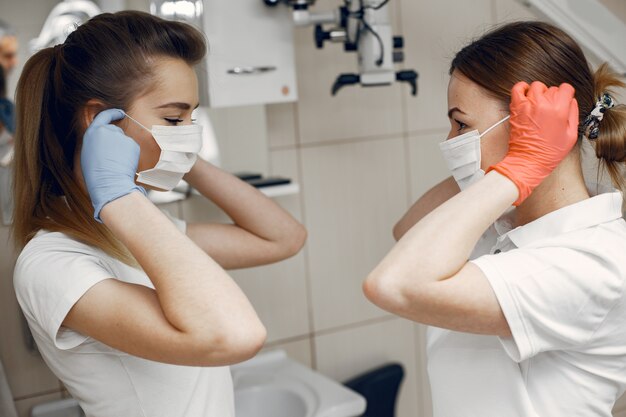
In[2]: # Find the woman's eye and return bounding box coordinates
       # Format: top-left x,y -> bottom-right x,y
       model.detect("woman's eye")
164,118 -> 184,125
455,119 -> 468,131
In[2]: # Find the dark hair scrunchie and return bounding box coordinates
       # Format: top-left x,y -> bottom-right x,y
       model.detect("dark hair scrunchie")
583,93 -> 615,140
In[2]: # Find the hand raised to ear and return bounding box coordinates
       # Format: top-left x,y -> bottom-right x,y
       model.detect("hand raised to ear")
487,81 -> 579,206
81,108 -> 146,222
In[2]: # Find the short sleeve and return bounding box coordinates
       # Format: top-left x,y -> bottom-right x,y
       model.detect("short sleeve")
13,234 -> 114,350
471,246 -> 623,362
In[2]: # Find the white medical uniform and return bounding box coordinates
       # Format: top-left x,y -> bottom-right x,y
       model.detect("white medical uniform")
427,188 -> 626,417
13,212 -> 235,417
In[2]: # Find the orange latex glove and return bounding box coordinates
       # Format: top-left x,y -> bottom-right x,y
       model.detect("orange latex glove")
487,81 -> 579,206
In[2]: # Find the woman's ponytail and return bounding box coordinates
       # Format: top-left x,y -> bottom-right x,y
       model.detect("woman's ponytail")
12,48 -> 56,246
12,46 -> 135,265
588,63 -> 626,193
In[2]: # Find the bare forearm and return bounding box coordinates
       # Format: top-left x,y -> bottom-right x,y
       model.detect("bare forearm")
100,192 -> 263,339
372,172 -> 518,285
393,176 -> 460,240
184,160 -> 305,244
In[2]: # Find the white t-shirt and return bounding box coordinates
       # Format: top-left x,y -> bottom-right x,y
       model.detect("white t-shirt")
13,212 -> 235,417
427,190 -> 626,417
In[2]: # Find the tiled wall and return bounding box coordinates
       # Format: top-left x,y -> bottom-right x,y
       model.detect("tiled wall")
1,1 -> 625,416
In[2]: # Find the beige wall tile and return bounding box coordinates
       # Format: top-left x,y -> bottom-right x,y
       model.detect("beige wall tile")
266,103 -> 298,149
407,132 -> 452,201
14,392 -> 63,417
269,148 -> 304,221
314,318 -> 420,417
209,105 -> 270,175
401,0 -> 494,134
261,337 -> 313,368
300,138 -> 408,331
230,251 -> 310,343
293,1 -> 404,144
0,228 -> 61,399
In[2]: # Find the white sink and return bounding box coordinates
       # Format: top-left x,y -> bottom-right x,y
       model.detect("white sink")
235,384 -> 312,417
232,350 -> 366,417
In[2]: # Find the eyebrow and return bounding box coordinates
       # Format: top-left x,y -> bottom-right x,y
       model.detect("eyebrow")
447,107 -> 466,119
154,102 -> 200,110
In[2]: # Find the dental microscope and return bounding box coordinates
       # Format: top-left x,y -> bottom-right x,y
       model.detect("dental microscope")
264,0 -> 418,96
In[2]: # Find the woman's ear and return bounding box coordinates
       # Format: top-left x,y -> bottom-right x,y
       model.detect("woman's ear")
81,100 -> 107,130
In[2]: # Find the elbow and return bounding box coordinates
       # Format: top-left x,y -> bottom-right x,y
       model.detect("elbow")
277,223 -> 308,260
237,327 -> 267,362
362,276 -> 379,306
293,223 -> 308,252
363,271 -> 403,314
223,322 -> 267,363
198,321 -> 267,366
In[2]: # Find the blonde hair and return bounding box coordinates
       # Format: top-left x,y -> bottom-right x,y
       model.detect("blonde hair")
12,11 -> 206,265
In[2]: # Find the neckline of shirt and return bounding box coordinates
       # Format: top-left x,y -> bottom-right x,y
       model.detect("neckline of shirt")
493,190 -> 624,249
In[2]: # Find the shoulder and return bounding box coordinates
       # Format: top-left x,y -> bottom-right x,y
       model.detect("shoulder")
533,218 -> 626,278
16,231 -> 105,273
14,231 -> 112,311
13,231 -> 119,349
473,225 -> 626,311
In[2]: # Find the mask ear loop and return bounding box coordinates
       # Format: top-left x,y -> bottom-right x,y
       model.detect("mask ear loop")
121,112 -> 154,180
123,111 -> 152,133
480,115 -> 510,138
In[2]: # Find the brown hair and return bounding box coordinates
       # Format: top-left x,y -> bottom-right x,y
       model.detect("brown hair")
12,11 -> 206,264
450,21 -> 626,193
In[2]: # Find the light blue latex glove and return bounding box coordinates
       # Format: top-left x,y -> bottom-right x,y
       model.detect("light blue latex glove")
81,108 -> 146,222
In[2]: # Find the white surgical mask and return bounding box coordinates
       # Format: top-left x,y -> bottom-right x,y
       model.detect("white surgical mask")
124,112 -> 203,191
439,115 -> 510,190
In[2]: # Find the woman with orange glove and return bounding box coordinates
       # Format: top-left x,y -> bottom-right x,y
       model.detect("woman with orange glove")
364,21 -> 626,416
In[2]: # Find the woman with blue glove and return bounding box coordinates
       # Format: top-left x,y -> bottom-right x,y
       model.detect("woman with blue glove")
11,11 -> 306,417
364,22 -> 626,416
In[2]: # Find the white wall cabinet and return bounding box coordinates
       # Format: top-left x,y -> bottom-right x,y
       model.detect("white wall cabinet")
201,0 -> 298,108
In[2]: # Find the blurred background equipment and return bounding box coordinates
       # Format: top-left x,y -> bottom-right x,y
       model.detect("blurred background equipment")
265,0 -> 418,96
29,0 -> 101,52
